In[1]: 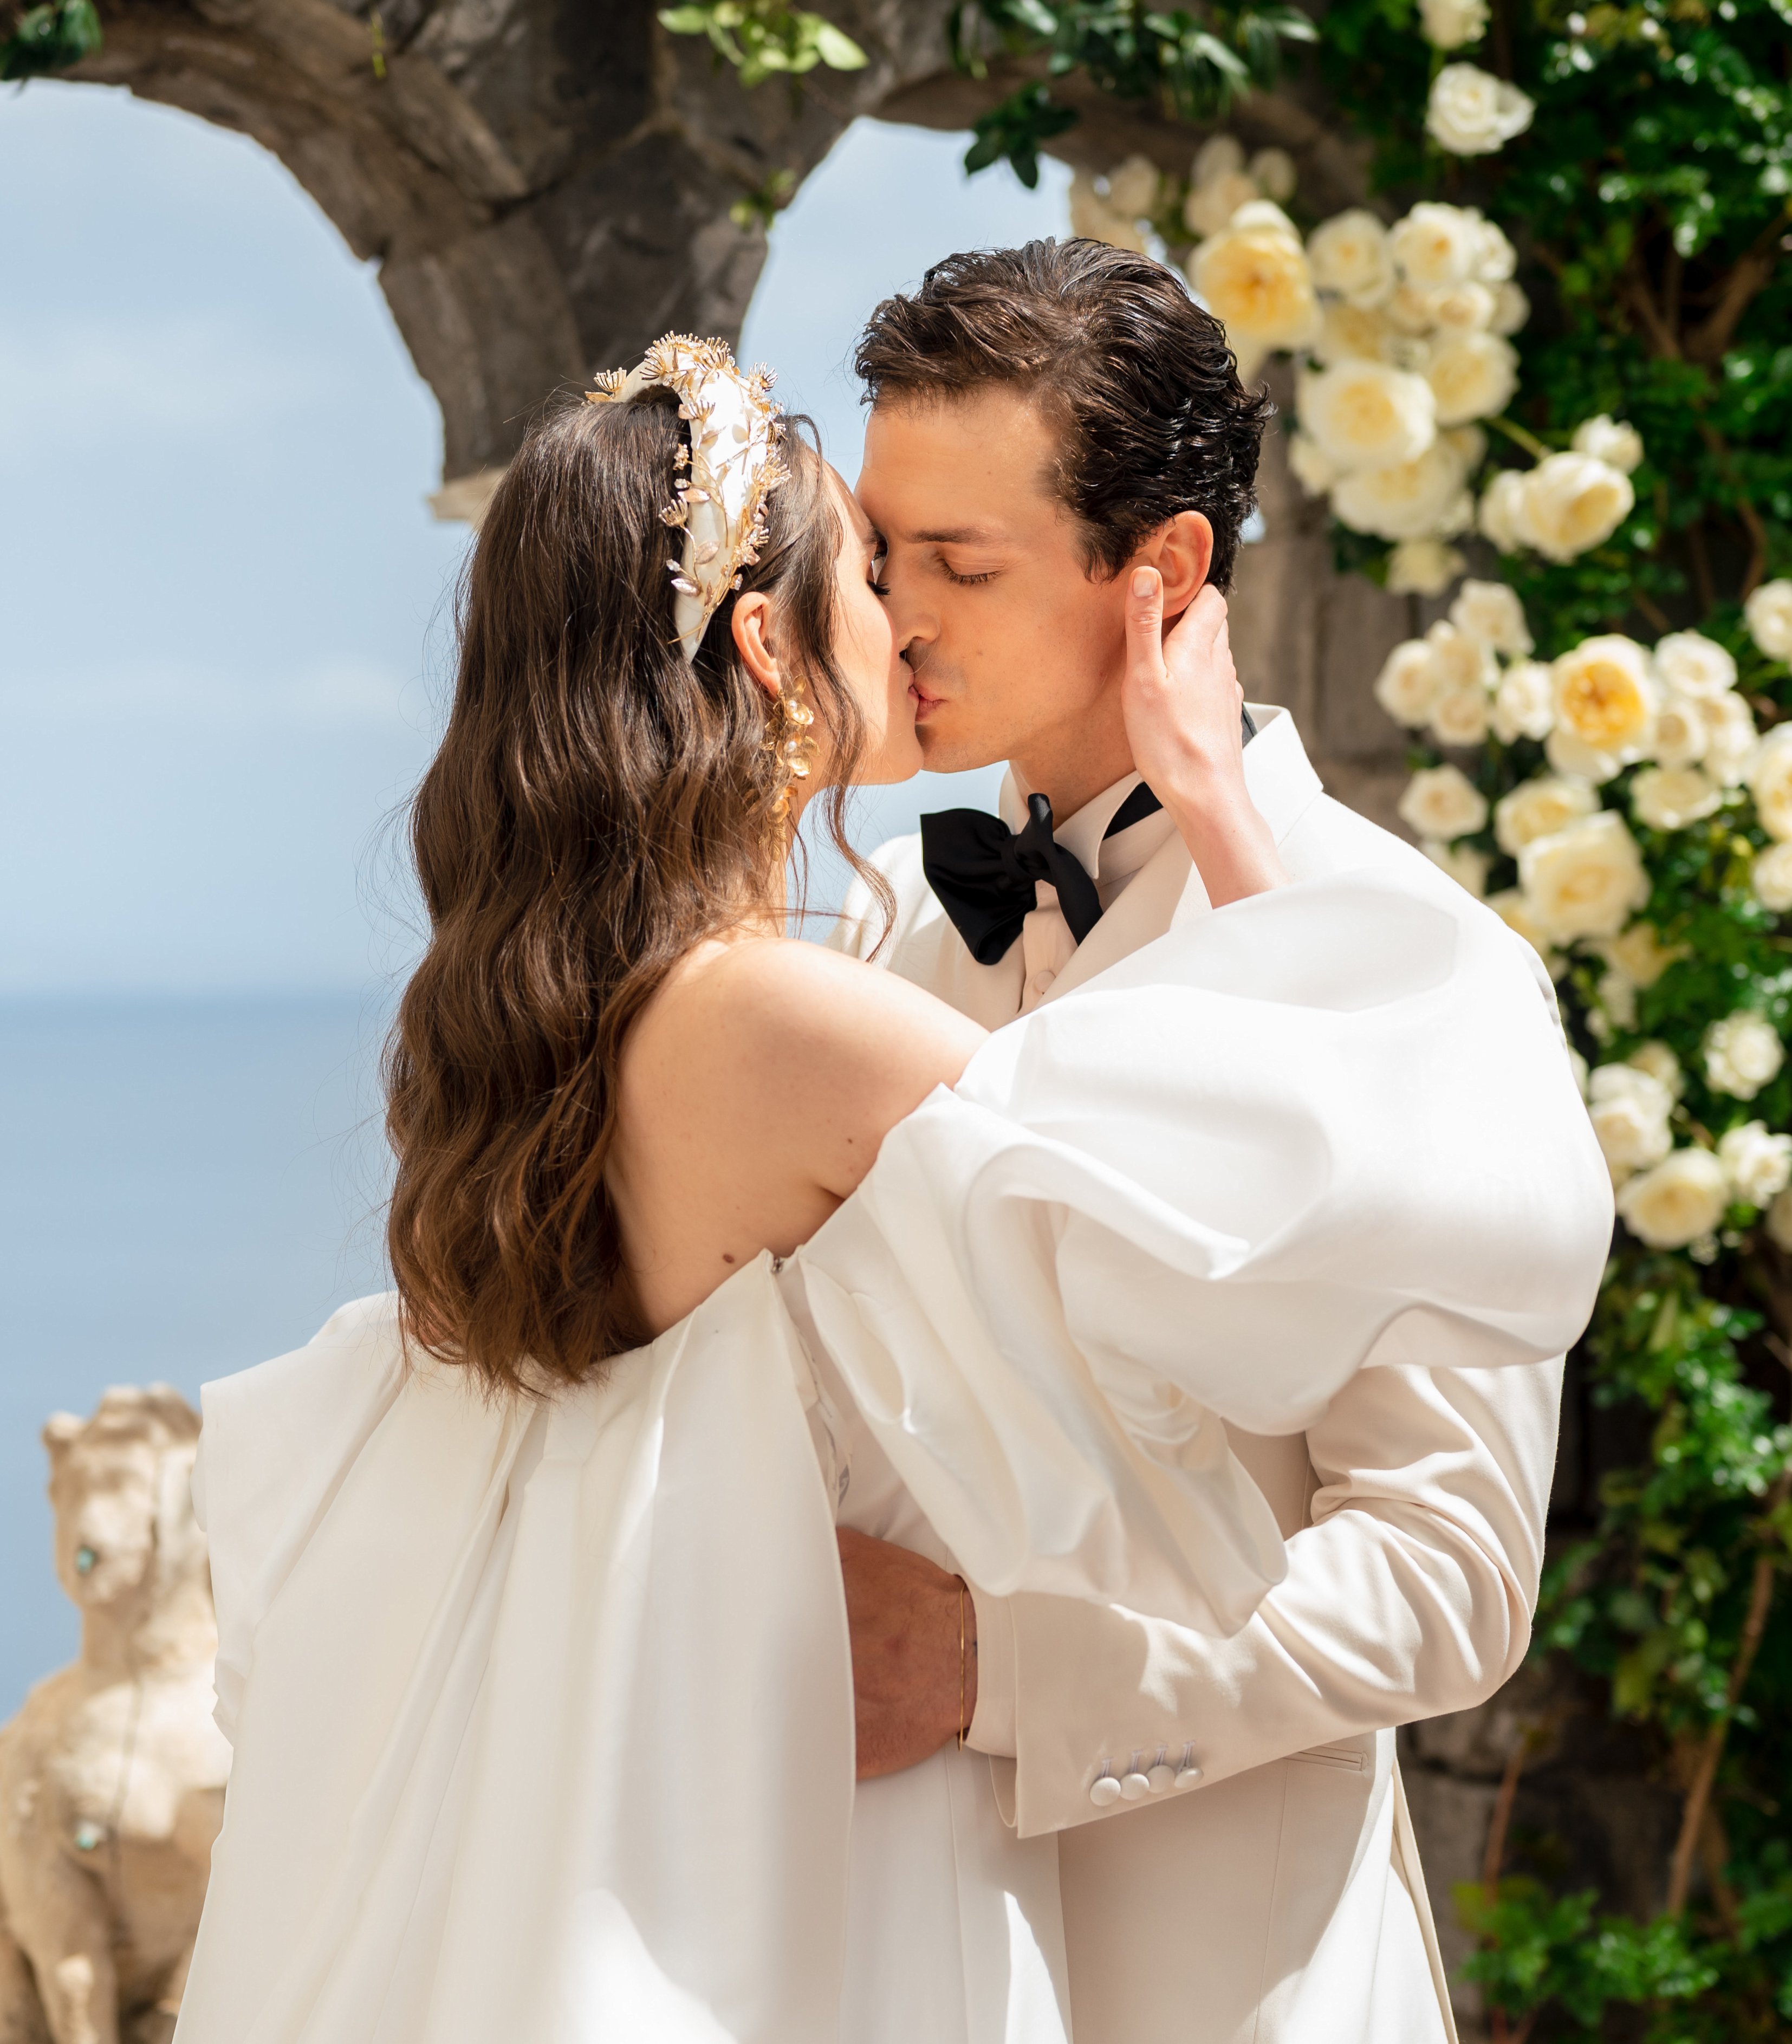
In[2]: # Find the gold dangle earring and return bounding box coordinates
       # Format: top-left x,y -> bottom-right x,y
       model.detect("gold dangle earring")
768,677 -> 819,826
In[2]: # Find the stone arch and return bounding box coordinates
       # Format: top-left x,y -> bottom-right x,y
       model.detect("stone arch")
69,0 -> 1412,809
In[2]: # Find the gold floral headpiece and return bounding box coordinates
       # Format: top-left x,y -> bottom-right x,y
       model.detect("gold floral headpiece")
586,333 -> 789,663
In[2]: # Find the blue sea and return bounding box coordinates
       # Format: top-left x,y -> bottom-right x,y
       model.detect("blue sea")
0,997 -> 395,1718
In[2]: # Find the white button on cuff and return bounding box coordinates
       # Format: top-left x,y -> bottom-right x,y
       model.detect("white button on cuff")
1088,1775 -> 1123,1808
1146,1763 -> 1177,1794
1120,1772 -> 1152,1801
1174,1764 -> 1204,1788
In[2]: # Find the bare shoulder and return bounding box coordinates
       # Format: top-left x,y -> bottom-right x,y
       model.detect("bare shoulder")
628,936 -> 986,1198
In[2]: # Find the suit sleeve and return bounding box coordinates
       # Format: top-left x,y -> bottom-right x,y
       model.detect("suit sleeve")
975,1356 -> 1562,1835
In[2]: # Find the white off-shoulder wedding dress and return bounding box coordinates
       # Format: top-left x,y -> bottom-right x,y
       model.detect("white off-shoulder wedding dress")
174,868 -> 1612,2044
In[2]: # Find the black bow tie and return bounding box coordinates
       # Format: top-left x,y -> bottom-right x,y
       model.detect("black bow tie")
919,711 -> 1257,968
920,780 -> 1166,968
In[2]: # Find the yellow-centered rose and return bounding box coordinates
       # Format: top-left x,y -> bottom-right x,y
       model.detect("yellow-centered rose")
1551,635 -> 1657,760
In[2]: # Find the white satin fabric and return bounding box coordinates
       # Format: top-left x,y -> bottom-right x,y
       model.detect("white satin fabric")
176,869 -> 1608,2044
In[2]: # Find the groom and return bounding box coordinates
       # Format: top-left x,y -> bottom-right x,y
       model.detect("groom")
834,238 -> 1561,2043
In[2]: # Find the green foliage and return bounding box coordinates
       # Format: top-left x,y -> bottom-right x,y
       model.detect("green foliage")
1456,1880 -> 1721,2034
964,82 -> 1081,188
947,0 -> 1316,181
932,0 -> 1792,2029
0,0 -> 100,81
729,167 -> 798,231
657,1 -> 866,88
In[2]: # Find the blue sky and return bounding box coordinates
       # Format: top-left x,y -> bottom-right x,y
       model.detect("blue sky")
0,87 -> 1070,995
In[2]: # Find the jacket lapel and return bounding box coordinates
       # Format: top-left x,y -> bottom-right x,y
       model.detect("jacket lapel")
1035,705 -> 1324,1010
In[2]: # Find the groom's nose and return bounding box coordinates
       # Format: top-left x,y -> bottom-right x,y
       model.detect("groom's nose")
880,559 -> 937,656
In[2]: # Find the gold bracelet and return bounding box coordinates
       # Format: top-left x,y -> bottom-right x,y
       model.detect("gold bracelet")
958,1580 -> 967,1750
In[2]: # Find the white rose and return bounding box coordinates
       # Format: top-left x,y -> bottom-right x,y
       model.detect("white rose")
1599,965 -> 1638,1034
1374,639 -> 1445,727
1070,174 -> 1149,251
1718,1121 -> 1792,1206
1430,282 -> 1497,333
1184,170 -> 1263,239
1520,452 -> 1635,562
1332,442 -> 1470,542
1519,809 -> 1649,942
1426,62 -> 1536,154
1653,631 -> 1736,700
1425,618 -> 1497,692
1297,359 -> 1437,472
1650,695 -> 1710,770
1307,210 -> 1397,305
1629,1040 -> 1684,1095
1385,282 -> 1442,337
1311,301 -> 1396,366
1744,579 -> 1792,663
1552,634 -> 1657,760
1487,887 -> 1564,975
1478,468 -> 1530,552
1599,921 -> 1683,988
1769,1187 -> 1792,1251
1249,148 -> 1298,202
1190,217 -> 1319,347
1704,1010 -> 1785,1100
1451,578 -> 1533,655
1104,153 -> 1162,220
1491,659 -> 1556,743
1631,767 -> 1721,832
1468,215 -> 1517,283
1431,679 -> 1492,745
1288,432 -> 1340,497
1616,1147 -> 1730,1248
1489,280 -> 1530,335
1570,414 -> 1645,475
1544,725 -> 1622,784
1387,539 -> 1466,596
1426,332 -> 1519,426
1495,774 -> 1598,856
1419,0 -> 1489,46
1446,423 -> 1488,470
1399,762 -> 1489,840
1424,838 -> 1491,893
1193,134 -> 1246,185
1752,840 -> 1792,913
1390,202 -> 1481,289
1587,1063 -> 1674,1183
1701,691 -> 1758,787
1748,726 -> 1792,841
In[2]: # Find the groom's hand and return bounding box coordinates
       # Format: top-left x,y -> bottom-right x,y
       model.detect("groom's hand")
837,1528 -> 976,1779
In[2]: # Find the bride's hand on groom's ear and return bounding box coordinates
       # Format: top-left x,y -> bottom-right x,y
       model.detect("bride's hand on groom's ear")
1122,571 -> 1289,909
1121,574 -> 1243,794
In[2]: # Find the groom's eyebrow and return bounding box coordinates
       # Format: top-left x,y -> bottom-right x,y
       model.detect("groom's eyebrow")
911,523 -> 1005,546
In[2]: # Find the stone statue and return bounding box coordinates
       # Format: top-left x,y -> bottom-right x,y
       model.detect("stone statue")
0,1388 -> 230,2044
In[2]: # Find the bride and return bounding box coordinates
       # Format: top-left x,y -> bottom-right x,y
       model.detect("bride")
173,339 -> 1606,2044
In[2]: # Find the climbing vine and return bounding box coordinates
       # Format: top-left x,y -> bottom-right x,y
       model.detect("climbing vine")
973,0 -> 1791,2034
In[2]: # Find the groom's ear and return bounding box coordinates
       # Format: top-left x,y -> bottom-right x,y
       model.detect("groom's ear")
1139,511 -> 1214,622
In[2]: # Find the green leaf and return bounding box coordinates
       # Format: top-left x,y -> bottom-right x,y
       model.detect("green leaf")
810,18 -> 868,67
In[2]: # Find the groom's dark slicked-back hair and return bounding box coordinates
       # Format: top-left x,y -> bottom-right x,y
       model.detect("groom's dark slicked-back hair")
854,238 -> 1274,592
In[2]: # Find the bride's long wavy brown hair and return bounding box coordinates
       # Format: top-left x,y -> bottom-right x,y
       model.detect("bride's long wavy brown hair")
385,389 -> 886,1394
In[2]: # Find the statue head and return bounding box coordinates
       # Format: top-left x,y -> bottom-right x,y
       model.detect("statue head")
42,1386 -> 204,1618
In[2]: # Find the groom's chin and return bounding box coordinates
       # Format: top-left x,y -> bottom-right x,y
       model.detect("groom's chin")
915,717 -> 1001,777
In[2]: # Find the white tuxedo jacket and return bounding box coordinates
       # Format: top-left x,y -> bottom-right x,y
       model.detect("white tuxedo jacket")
834,706 -> 1566,2044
